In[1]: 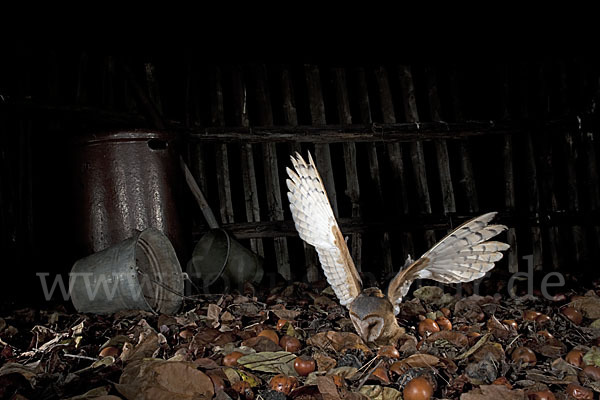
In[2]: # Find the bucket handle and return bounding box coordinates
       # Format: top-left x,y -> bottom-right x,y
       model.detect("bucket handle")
209,228 -> 232,286
134,230 -> 231,301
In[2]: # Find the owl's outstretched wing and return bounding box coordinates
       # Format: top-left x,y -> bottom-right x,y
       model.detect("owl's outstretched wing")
387,212 -> 509,313
286,152 -> 362,307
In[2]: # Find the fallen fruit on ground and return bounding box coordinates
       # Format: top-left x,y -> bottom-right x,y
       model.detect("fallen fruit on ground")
403,376 -> 433,400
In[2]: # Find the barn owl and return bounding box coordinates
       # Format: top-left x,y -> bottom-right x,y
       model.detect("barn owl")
286,152 -> 509,346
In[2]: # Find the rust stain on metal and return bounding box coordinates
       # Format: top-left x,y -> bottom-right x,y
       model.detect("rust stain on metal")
74,130 -> 186,260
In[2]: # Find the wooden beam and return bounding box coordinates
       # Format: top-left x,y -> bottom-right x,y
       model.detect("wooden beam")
253,65 -> 291,279
449,66 -> 479,213
185,58 -> 209,197
280,66 -> 320,281
355,67 -> 394,276
333,67 -> 362,271
425,66 -> 456,214
305,65 -> 339,217
186,120 -> 522,143
193,211 -> 595,239
500,64 -> 519,273
559,61 -> 586,266
231,66 -> 263,256
374,66 -> 410,214
398,64 -> 436,248
536,64 -> 561,271
101,56 -> 115,109
520,64 -> 544,271
210,66 -> 235,225
373,66 -> 412,273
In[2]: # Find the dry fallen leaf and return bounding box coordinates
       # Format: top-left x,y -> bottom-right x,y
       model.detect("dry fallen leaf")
64,385 -> 111,399
126,331 -> 159,362
525,369 -> 578,385
289,384 -> 322,400
207,304 -> 222,329
460,384 -> 526,399
465,357 -> 497,384
396,299 -> 426,320
222,367 -> 241,385
314,296 -> 339,310
272,309 -> 302,321
317,376 -> 340,400
571,295 -> 600,319
396,353 -> 442,369
221,311 -> 235,324
326,366 -> 358,380
486,315 -> 513,340
583,346 -> 600,367
237,369 -> 262,387
470,343 -> 505,363
191,328 -> 237,349
194,358 -> 220,370
455,333 -> 491,360
308,332 -> 370,354
314,352 -> 337,372
237,351 -> 297,375
241,336 -> 284,352
116,359 -> 214,400
318,376 -> 367,400
454,296 -> 485,323
231,303 -> 262,317
426,330 -> 469,347
359,385 -> 402,400
413,286 -> 444,303
0,362 -> 40,384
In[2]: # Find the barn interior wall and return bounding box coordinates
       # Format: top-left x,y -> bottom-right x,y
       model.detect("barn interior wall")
1,50 -> 599,303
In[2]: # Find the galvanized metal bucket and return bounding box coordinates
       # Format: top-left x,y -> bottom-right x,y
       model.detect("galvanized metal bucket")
188,229 -> 263,292
70,228 -> 184,315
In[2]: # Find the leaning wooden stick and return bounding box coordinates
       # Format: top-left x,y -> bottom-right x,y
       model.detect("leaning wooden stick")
180,155 -> 219,230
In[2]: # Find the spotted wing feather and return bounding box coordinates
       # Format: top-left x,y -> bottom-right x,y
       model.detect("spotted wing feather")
387,212 -> 509,313
286,152 -> 362,307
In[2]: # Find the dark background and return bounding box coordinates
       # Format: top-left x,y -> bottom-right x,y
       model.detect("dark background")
1,44 -> 599,307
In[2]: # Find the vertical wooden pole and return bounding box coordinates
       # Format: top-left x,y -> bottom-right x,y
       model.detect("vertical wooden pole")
356,68 -> 384,203
373,67 -> 410,213
333,67 -> 362,271
584,130 -> 600,255
397,65 -> 437,248
0,117 -> 6,258
231,66 -> 264,257
499,65 -> 520,273
18,120 -> 33,259
102,56 -> 115,110
280,68 -> 302,155
253,65 -> 291,279
144,62 -> 163,113
280,66 -> 319,281
76,52 -> 88,105
355,67 -> 394,275
210,66 -> 236,225
449,66 -> 479,213
558,61 -> 586,266
519,64 -> 544,271
372,66 -> 412,272
536,64 -> 560,271
185,56 -> 209,196
304,65 -> 339,217
424,66 -> 456,215
578,63 -> 600,260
